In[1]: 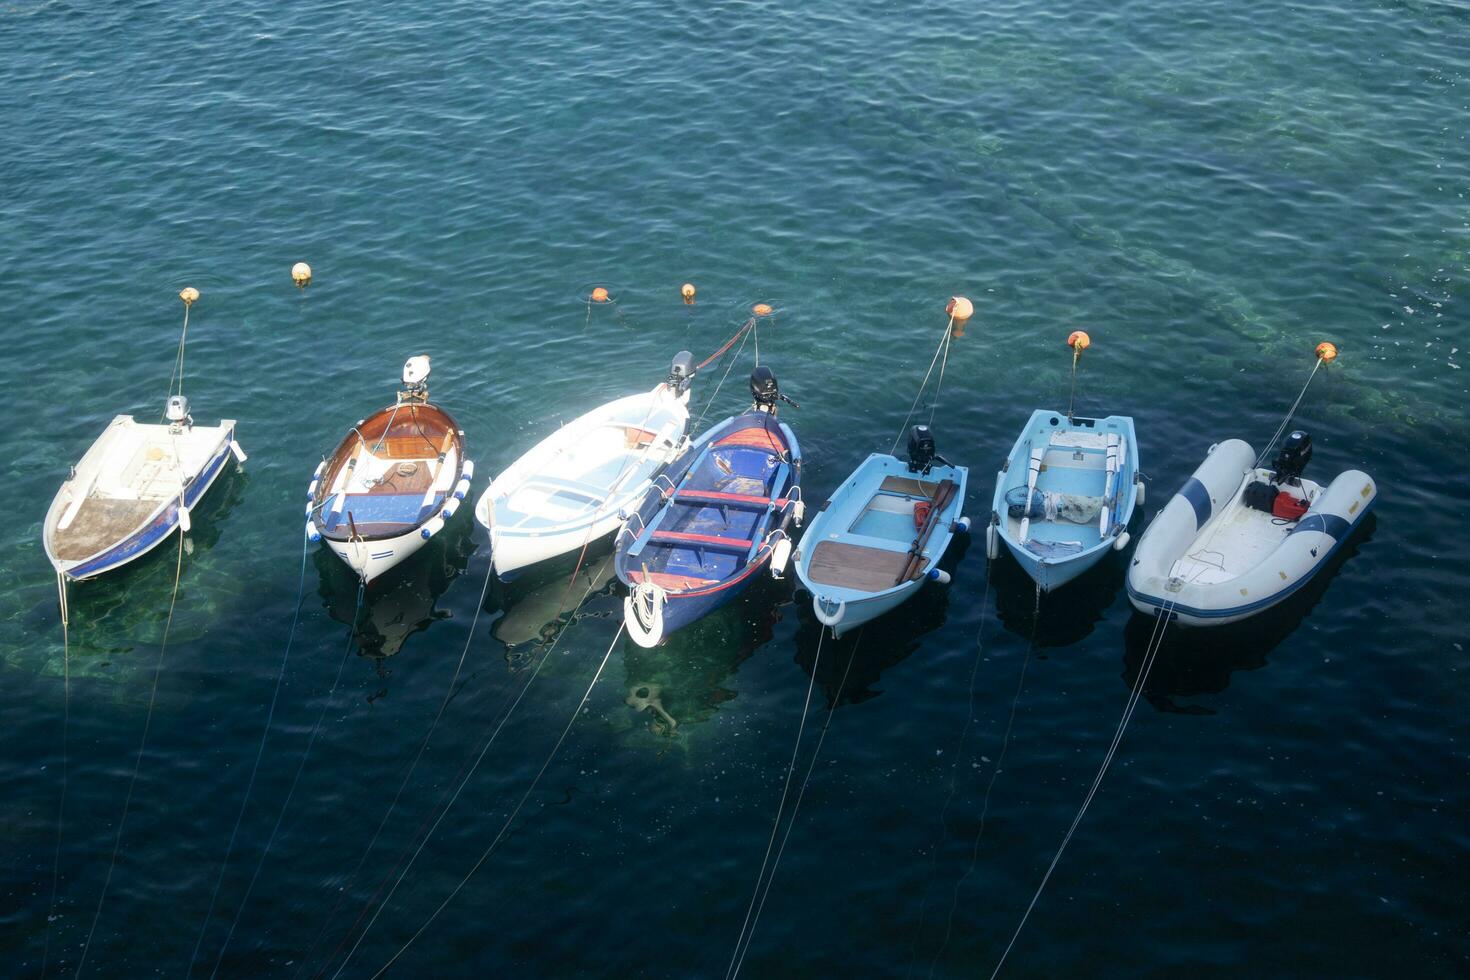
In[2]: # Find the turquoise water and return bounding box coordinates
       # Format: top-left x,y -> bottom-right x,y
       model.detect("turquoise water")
4,0 -> 1467,975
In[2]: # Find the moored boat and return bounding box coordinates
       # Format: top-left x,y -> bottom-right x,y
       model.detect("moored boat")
615,367 -> 803,648
794,426 -> 968,637
476,353 -> 694,580
307,356 -> 472,584
987,409 -> 1141,592
1125,432 -> 1375,626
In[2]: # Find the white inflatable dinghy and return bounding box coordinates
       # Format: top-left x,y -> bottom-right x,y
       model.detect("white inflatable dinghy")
1126,433 -> 1375,626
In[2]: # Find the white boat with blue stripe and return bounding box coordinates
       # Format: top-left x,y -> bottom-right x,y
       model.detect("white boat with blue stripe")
45,397 -> 245,582
794,426 -> 968,638
1126,433 -> 1376,626
987,410 -> 1141,592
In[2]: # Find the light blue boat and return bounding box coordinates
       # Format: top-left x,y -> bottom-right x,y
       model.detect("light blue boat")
793,426 -> 968,637
986,410 -> 1141,592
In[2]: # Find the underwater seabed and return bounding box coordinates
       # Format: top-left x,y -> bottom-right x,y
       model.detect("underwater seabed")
790,528 -> 968,708
314,509 -> 477,663
1120,512 -> 1378,714
488,541 -> 622,667
18,465 -> 250,697
613,576 -> 789,750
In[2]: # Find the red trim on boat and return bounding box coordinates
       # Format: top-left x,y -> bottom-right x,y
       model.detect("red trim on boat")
715,427 -> 786,451
628,570 -> 717,590
650,530 -> 755,549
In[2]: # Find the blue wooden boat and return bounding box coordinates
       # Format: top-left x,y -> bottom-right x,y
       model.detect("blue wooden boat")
615,368 -> 802,648
794,426 -> 968,637
987,409 -> 1141,592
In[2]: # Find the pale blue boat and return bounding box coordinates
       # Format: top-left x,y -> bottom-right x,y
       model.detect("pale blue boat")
986,410 -> 1142,592
793,426 -> 968,637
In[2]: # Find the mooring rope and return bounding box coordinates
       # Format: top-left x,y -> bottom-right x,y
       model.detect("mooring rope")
890,317 -> 956,456
326,557 -> 615,980
74,530 -> 186,977
928,585 -> 1041,976
729,627 -> 863,979
187,531 -> 311,975
362,623 -> 627,979
986,593 -> 1179,979
208,581 -> 364,979
691,321 -> 753,435
165,301 -> 192,408
41,575 -> 71,977
1253,356 -> 1325,470
724,627 -> 825,979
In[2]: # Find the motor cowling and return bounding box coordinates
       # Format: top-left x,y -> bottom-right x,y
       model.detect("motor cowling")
668,350 -> 695,392
1271,430 -> 1312,486
750,366 -> 779,412
165,395 -> 191,426
907,424 -> 936,473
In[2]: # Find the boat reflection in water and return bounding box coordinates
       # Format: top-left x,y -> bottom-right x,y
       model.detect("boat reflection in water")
1121,513 -> 1377,713
992,541 -> 1125,651
791,531 -> 967,707
315,509 -> 476,661
490,548 -> 621,666
618,579 -> 784,741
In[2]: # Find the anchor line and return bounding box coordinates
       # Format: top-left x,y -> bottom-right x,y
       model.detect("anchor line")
325,556 -> 616,980
165,301 -> 192,409
75,529 -> 187,977
208,581 -> 364,979
725,627 -> 826,980
364,623 -> 627,980
903,552 -> 1002,979
695,315 -> 757,372
891,317 -> 957,456
929,586 -> 1040,976
187,531 -> 312,975
41,576 -> 71,977
1253,356 -> 1325,470
729,627 -> 864,979
986,591 -> 1181,980
691,320 -> 753,434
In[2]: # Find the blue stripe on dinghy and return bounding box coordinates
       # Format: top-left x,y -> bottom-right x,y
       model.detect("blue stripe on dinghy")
1179,477 -> 1212,530
1289,513 -> 1351,542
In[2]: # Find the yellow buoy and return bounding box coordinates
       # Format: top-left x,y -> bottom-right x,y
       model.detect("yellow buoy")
179,286 -> 200,306
681,282 -> 697,304
946,296 -> 973,322
752,303 -> 774,317
1067,330 -> 1091,350
292,262 -> 312,288
590,286 -> 611,303
1316,341 -> 1338,362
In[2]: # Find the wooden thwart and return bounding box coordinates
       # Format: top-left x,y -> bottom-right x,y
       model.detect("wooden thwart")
879,475 -> 940,497
806,540 -> 912,592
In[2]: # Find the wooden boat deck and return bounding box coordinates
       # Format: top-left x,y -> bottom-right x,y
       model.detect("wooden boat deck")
52,498 -> 157,561
878,475 -> 940,497
805,539 -> 911,592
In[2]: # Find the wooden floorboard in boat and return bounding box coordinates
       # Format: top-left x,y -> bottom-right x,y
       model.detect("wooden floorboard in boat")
878,475 -> 938,498
52,498 -> 157,561
806,540 -> 913,591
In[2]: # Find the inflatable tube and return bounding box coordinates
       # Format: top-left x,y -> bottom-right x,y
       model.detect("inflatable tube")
1127,439 -> 1375,626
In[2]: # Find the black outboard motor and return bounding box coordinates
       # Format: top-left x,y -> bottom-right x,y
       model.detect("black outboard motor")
749,366 -> 798,414
906,424 -> 951,474
1271,430 -> 1312,486
667,350 -> 695,394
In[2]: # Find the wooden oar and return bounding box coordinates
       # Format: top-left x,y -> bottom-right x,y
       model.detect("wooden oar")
896,479 -> 957,584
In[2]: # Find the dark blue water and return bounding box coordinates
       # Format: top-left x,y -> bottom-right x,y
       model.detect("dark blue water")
3,0 -> 1467,976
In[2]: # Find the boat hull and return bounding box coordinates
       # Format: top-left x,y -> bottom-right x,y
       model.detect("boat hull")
44,416 -> 241,582
1125,439 -> 1376,626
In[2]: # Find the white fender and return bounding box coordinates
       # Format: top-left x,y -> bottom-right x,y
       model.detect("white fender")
1136,477 -> 1146,506
453,477 -> 471,501
813,595 -> 846,628
625,582 -> 666,648
771,537 -> 792,579
985,521 -> 999,560
421,515 -> 445,540
306,520 -> 322,543
178,504 -> 191,534
793,499 -> 806,526
461,459 -> 475,480
953,515 -> 971,533
441,502 -> 456,520
1112,530 -> 1130,552
230,439 -> 248,464
927,567 -> 951,585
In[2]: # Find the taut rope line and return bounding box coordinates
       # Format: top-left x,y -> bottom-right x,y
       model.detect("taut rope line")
364,623 -> 627,979
41,576 -> 71,977
75,530 -> 187,977
1253,356 -> 1325,470
208,581 -> 364,978
187,531 -> 312,975
729,627 -> 864,979
725,627 -> 826,979
891,317 -> 956,456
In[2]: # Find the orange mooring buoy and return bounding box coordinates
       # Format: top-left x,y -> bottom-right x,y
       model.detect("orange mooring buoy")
1067,330 -> 1091,351
179,286 -> 200,306
681,282 -> 696,304
1316,341 -> 1338,362
752,303 -> 773,317
946,296 -> 973,322
590,286 -> 611,303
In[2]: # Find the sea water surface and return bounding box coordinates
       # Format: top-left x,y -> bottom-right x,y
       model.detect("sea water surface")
2,0 -> 1467,976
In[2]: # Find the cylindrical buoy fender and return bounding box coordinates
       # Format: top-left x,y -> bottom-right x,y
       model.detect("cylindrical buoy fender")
306,520 -> 322,543
953,515 -> 972,534
927,567 -> 951,585
1136,478 -> 1145,506
771,537 -> 792,579
985,521 -> 999,560
422,516 -> 445,540
461,459 -> 475,480
178,504 -> 191,534
453,477 -> 471,500
1112,530 -> 1131,552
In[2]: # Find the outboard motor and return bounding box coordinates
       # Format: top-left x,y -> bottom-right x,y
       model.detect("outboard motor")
1271,430 -> 1312,486
667,350 -> 695,393
906,424 -> 951,474
399,354 -> 431,403
165,394 -> 191,429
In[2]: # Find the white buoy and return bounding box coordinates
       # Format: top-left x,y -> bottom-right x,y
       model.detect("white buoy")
292,262 -> 312,288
